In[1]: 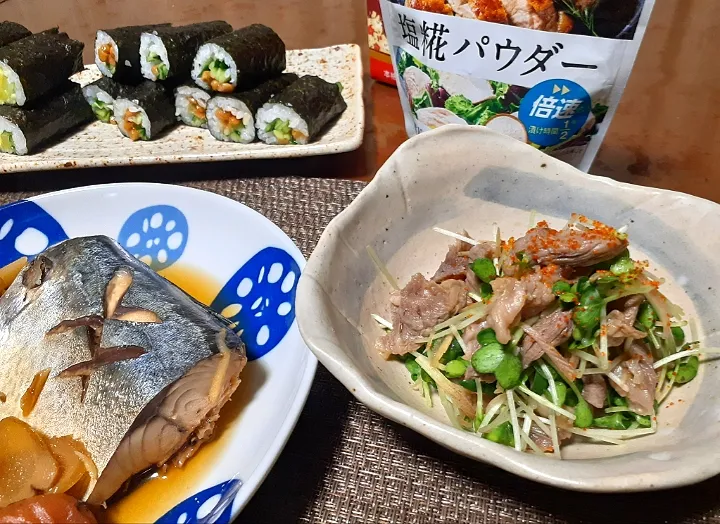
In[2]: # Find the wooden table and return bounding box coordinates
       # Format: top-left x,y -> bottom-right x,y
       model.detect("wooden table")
1,0 -> 719,197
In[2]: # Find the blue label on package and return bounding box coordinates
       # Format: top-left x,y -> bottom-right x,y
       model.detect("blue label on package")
518,79 -> 591,147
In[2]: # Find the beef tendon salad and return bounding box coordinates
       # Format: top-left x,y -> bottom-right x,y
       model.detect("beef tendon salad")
372,214 -> 717,457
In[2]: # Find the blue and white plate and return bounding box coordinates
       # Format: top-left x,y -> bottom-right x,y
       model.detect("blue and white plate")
0,183 -> 316,523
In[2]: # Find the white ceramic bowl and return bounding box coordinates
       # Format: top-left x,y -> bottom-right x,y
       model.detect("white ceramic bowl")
297,125 -> 720,492
0,183 -> 315,522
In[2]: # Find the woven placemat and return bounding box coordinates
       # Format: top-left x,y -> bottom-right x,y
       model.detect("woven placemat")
3,177 -> 720,524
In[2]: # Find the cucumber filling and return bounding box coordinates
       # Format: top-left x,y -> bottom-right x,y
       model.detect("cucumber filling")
0,131 -> 15,154
203,59 -> 231,83
91,98 -> 113,123
147,52 -> 169,80
0,71 -> 17,105
264,118 -> 307,145
200,59 -> 233,92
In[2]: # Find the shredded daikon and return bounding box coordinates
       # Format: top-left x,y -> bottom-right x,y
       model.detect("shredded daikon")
577,359 -> 587,377
599,303 -> 609,369
568,428 -> 624,445
413,353 -> 475,418
548,413 -> 562,459
439,392 -> 462,429
539,363 -> 559,405
518,385 -> 576,420
432,227 -> 479,246
429,335 -> 452,368
366,245 -> 399,290
570,426 -> 655,440
371,313 -> 393,330
514,396 -> 552,436
518,425 -> 545,455
450,325 -> 468,355
468,291 -> 483,303
480,394 -> 506,428
574,350 -> 601,366
506,390 -> 522,451
476,411 -> 510,434
653,349 -> 701,369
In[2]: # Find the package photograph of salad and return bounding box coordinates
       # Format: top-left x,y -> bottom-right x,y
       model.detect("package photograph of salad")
380,0 -> 653,171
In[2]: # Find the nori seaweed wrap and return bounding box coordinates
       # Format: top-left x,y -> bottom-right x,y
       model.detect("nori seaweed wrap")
0,82 -> 93,155
0,22 -> 31,48
206,73 -> 298,143
255,76 -> 347,145
0,31 -> 84,106
95,24 -> 171,84
140,21 -> 233,82
113,81 -> 177,140
191,24 -> 285,93
81,76 -> 145,123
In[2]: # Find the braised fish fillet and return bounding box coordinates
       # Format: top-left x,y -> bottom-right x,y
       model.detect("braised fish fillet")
0,236 -> 247,503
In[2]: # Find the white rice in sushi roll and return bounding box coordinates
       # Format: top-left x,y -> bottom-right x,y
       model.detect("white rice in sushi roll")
113,98 -> 151,140
0,62 -> 25,106
94,30 -> 119,78
139,32 -> 170,81
175,85 -> 211,128
0,116 -> 27,155
255,102 -> 309,145
191,43 -> 237,91
206,97 -> 255,143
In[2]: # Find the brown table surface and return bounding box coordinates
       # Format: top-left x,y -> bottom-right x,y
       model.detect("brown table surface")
1,1 -> 720,523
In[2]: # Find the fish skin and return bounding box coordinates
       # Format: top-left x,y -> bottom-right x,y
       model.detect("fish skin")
0,236 -> 246,494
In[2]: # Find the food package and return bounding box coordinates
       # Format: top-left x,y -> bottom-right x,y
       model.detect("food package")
380,0 -> 655,171
368,0 -> 397,86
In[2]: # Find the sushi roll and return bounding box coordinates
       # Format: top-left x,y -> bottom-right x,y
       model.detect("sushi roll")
81,77 -> 135,123
206,73 -> 298,143
0,22 -> 31,48
0,82 -> 93,155
95,24 -> 170,83
191,24 -> 285,93
174,84 -> 212,128
0,31 -> 84,106
114,82 -> 176,141
140,21 -> 232,82
255,76 -> 347,145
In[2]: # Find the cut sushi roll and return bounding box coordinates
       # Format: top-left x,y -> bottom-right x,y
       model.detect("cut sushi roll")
95,24 -> 170,83
255,76 -> 347,145
140,21 -> 232,82
0,22 -> 31,48
175,84 -> 212,128
81,77 -> 134,123
206,73 -> 297,142
191,24 -> 285,93
0,82 -> 93,155
0,31 -> 83,106
114,82 -> 176,141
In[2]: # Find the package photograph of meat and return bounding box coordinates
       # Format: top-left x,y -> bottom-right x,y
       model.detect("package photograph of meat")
1,0 -> 719,523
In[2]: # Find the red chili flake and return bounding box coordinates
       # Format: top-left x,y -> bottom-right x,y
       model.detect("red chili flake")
536,220 -> 549,228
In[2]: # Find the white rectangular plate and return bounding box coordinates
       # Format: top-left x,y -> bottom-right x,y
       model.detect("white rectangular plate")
0,44 -> 364,173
